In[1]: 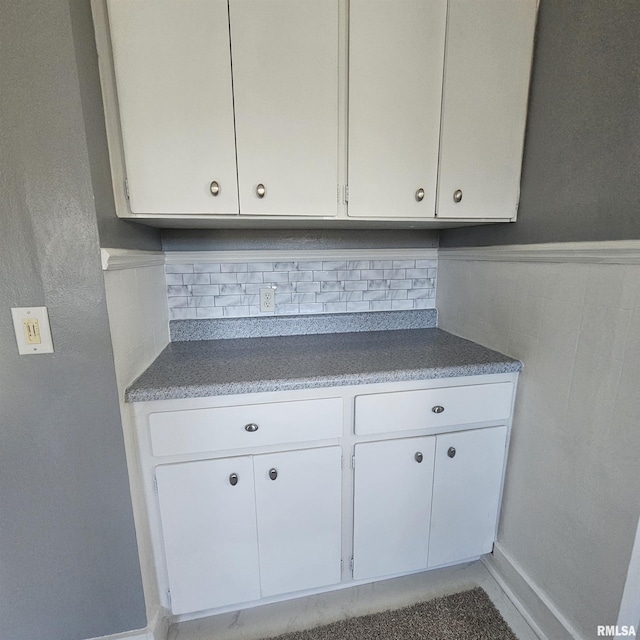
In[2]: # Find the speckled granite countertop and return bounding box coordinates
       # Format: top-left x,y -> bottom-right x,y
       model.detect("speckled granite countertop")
126,328 -> 522,402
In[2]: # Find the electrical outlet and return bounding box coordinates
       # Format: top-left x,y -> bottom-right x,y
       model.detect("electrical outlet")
11,307 -> 54,355
260,288 -> 276,313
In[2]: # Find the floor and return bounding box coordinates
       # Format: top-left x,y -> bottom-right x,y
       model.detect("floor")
167,560 -> 539,640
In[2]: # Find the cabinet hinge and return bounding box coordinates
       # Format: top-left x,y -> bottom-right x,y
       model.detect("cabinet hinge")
341,558 -> 344,573
167,589 -> 171,605
351,455 -> 356,469
349,556 -> 354,573
125,178 -> 130,200
344,185 -> 349,203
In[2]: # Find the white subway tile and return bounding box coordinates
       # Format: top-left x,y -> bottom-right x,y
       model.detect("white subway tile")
392,300 -> 413,310
344,280 -> 367,291
191,284 -> 221,296
210,273 -> 238,284
346,301 -> 370,312
248,262 -> 274,272
289,270 -> 314,282
214,295 -> 243,307
221,263 -> 248,273
322,261 -> 347,270
323,302 -> 347,313
195,307 -> 224,319
299,303 -> 324,314
165,274 -> 184,285
193,263 -> 221,273
275,303 -> 300,315
295,282 -> 322,293
165,264 -> 194,274
320,281 -> 346,292
237,272 -> 264,284
183,273 -> 210,285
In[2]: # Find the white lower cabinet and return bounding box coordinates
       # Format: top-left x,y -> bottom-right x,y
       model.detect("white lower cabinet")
254,447 -> 343,597
353,426 -> 508,581
156,446 -> 342,615
137,376 -> 517,617
428,426 -> 508,567
353,436 -> 436,580
155,456 -> 261,615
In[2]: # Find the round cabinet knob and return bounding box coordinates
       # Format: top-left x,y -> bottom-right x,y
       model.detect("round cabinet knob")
268,468 -> 278,481
415,452 -> 423,463
415,188 -> 425,202
453,189 -> 463,204
229,473 -> 239,486
447,447 -> 456,458
432,405 -> 445,414
210,180 -> 220,196
256,183 -> 266,198
244,423 -> 259,432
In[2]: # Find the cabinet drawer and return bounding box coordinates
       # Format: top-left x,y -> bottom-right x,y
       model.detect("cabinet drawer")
149,397 -> 343,457
354,382 -> 513,435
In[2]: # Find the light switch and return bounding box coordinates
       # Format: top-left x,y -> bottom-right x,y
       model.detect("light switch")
11,307 -> 54,355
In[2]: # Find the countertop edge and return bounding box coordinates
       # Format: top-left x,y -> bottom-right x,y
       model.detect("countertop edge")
125,360 -> 522,403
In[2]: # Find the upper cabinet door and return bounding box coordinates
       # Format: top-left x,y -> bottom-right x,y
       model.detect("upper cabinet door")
108,0 -> 239,215
229,0 -> 340,216
348,0 -> 447,218
436,0 -> 537,220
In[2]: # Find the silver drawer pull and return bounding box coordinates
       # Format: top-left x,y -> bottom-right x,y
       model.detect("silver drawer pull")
453,189 -> 463,203
415,188 -> 425,202
210,180 -> 220,196
447,447 -> 456,458
415,451 -> 423,463
229,473 -> 239,486
256,183 -> 266,198
244,423 -> 259,432
269,468 -> 278,481
432,405 -> 445,414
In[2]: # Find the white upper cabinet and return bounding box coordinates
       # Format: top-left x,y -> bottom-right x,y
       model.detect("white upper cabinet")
347,0 -> 446,218
229,0 -> 340,217
101,0 -> 537,225
436,0 -> 537,219
107,0 -> 239,215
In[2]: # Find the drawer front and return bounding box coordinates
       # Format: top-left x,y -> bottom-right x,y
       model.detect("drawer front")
354,382 -> 513,435
149,397 -> 343,457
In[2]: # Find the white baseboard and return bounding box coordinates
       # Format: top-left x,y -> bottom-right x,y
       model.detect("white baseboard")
482,542 -> 584,640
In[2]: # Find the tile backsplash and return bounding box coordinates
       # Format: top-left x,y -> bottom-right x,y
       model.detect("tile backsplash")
166,258 -> 437,320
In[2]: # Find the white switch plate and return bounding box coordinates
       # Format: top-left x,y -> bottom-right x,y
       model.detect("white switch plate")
11,307 -> 54,355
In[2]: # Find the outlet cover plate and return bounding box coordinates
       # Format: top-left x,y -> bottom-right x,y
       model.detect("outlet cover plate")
11,306 -> 54,355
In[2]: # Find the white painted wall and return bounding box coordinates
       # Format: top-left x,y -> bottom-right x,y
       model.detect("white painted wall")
437,245 -> 640,639
103,254 -> 170,632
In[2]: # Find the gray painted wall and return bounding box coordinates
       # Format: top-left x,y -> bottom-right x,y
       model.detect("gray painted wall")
162,228 -> 439,251
0,2 -> 146,639
68,0 -> 161,251
440,0 -> 640,248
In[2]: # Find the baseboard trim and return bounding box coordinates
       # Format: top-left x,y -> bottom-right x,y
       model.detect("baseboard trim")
439,240 -> 640,264
164,247 -> 438,264
483,542 -> 584,640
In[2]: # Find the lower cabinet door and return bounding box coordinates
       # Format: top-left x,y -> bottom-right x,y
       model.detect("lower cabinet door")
156,457 -> 261,614
428,425 -> 508,567
353,436 -> 436,580
253,447 -> 342,597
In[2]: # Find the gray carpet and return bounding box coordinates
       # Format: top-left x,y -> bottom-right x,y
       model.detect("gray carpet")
264,588 -> 518,640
